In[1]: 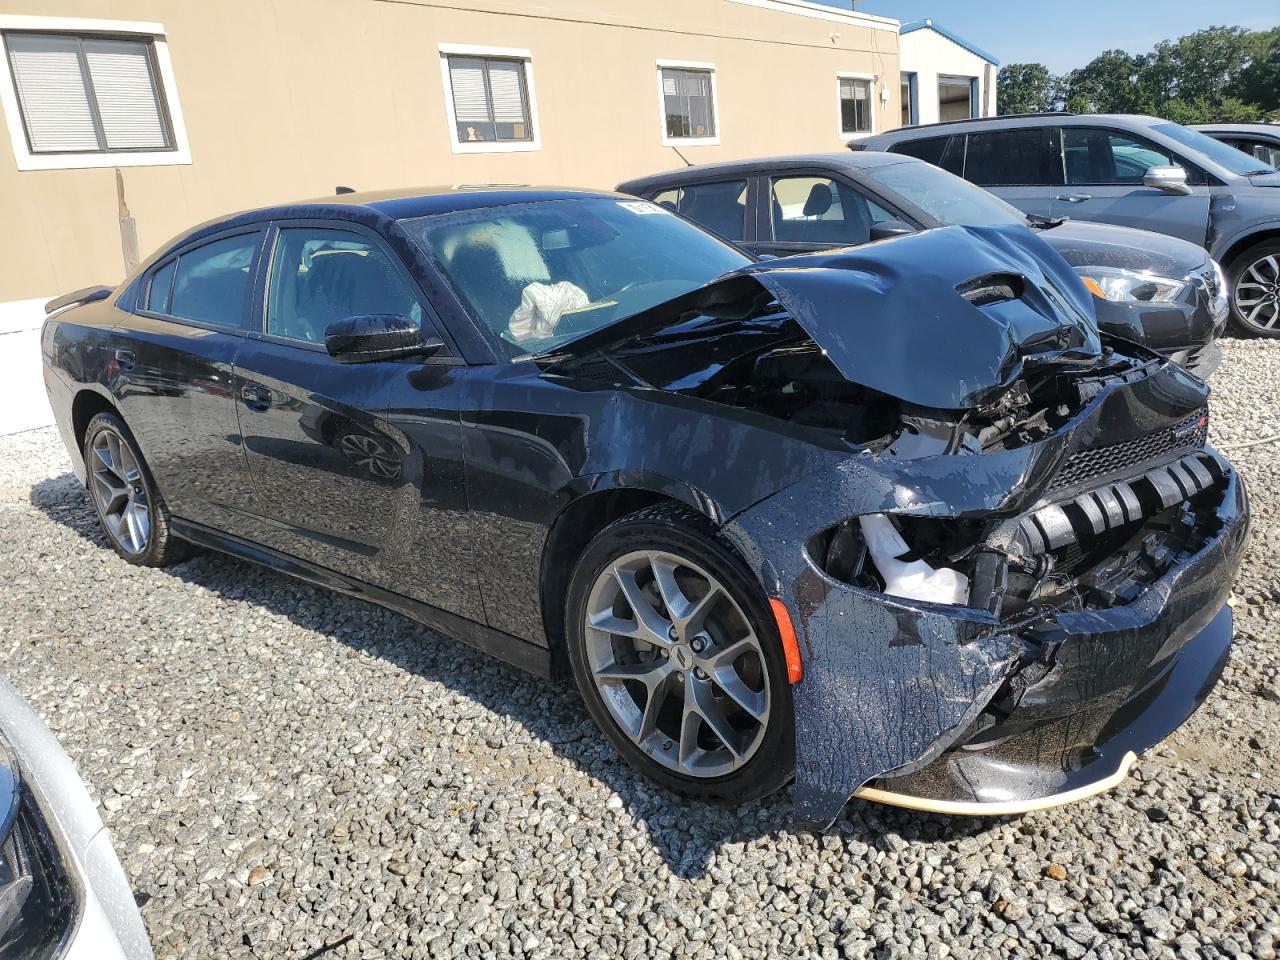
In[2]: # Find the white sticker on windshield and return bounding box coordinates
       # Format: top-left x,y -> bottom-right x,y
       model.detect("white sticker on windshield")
617,200 -> 669,215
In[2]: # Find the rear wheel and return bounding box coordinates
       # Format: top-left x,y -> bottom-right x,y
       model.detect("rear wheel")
565,503 -> 793,803
1228,240 -> 1280,337
83,412 -> 194,566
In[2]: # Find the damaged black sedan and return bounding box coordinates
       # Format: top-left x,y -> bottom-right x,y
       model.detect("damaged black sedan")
41,187 -> 1248,829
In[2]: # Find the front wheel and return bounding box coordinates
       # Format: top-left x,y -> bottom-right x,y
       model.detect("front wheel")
83,412 -> 194,566
1228,240 -> 1280,337
565,503 -> 794,804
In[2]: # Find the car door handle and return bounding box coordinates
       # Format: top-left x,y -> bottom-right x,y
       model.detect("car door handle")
240,384 -> 272,410
1055,193 -> 1094,203
114,348 -> 135,370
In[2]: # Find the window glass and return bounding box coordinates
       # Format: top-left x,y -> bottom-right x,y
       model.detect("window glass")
770,176 -> 894,245
964,129 -> 1047,185
169,233 -> 260,329
4,32 -> 171,154
661,68 -> 716,140
1062,128 -> 1184,185
1152,122 -> 1273,176
446,56 -> 532,144
864,160 -> 1028,228
665,180 -> 747,241
891,136 -> 964,176
402,197 -> 750,355
1237,140 -> 1280,169
146,259 -> 176,313
839,77 -> 871,135
267,229 -> 425,344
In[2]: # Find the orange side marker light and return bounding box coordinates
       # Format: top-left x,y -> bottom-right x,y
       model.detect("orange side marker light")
769,597 -> 804,684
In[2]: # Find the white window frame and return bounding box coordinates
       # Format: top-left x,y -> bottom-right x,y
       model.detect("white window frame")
656,59 -> 720,147
836,71 -> 876,141
439,43 -> 541,154
0,15 -> 190,171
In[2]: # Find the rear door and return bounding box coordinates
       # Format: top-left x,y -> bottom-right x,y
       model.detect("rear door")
111,228 -> 266,533
1050,126 -> 1211,246
753,173 -> 903,257
960,127 -> 1058,217
232,221 -> 480,617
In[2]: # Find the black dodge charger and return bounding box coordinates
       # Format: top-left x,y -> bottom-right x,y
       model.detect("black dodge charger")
41,186 -> 1248,828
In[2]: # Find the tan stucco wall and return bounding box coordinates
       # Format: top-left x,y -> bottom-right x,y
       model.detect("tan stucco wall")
0,0 -> 901,300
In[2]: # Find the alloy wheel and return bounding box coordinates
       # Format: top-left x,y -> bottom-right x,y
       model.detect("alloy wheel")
1234,253 -> 1280,331
337,432 -> 401,479
90,428 -> 151,555
583,550 -> 771,778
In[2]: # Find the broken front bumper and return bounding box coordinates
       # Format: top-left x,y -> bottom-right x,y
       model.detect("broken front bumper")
748,456 -> 1248,830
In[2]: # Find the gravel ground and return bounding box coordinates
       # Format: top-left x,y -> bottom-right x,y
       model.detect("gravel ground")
2,341 -> 1279,960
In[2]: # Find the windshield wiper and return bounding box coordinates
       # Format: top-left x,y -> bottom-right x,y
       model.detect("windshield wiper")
1025,214 -> 1066,230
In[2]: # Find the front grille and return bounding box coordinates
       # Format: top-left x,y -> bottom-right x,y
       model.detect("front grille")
1049,408 -> 1208,491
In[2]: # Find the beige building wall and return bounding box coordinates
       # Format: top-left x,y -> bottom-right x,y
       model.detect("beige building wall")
0,0 -> 902,301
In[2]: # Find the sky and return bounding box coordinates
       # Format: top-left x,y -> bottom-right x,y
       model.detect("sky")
814,1 -> 1279,73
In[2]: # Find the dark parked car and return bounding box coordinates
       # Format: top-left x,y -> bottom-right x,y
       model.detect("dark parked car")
1190,123 -> 1280,172
856,114 -> 1280,336
619,152 -> 1227,376
42,187 -> 1247,829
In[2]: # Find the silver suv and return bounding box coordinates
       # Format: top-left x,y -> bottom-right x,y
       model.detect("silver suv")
857,114 -> 1280,336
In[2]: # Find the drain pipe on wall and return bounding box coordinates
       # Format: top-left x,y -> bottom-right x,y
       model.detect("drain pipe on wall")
116,168 -> 140,276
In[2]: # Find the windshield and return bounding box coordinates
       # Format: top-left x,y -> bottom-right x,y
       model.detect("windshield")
1152,123 -> 1273,176
402,197 -> 751,356
863,160 -> 1029,228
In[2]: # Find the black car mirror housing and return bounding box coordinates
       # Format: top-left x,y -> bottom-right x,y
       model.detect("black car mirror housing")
869,220 -> 917,242
324,314 -> 443,364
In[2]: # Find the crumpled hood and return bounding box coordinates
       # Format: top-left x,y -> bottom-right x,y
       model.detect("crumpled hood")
549,224 -> 1102,410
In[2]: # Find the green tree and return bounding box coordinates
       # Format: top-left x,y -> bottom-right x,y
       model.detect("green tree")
1062,50 -> 1149,113
997,63 -> 1054,115
1240,27 -> 1280,116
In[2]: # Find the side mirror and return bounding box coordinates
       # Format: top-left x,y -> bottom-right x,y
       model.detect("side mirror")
1143,165 -> 1191,196
324,314 -> 443,364
869,219 -> 917,242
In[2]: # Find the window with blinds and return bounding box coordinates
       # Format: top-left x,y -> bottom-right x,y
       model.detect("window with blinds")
661,68 -> 716,140
446,55 -> 532,144
3,31 -> 173,155
840,77 -> 871,135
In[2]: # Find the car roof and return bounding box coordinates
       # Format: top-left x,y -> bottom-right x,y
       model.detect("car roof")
617,151 -> 913,192
862,113 -> 1170,143
248,184 -> 623,222
1189,123 -> 1280,137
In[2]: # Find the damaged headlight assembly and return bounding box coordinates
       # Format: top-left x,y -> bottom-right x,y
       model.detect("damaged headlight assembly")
0,738 -> 75,959
1075,266 -> 1188,304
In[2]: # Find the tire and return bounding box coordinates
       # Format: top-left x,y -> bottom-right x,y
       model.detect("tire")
564,502 -> 794,804
82,412 -> 195,566
1227,239 -> 1280,338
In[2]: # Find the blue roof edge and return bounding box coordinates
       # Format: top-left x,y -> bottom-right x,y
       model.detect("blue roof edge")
901,18 -> 1001,66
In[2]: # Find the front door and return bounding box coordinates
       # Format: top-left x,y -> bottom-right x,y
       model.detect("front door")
111,229 -> 265,533
1050,127 -> 1211,246
233,223 -> 479,616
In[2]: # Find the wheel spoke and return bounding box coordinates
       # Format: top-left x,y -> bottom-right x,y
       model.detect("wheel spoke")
611,565 -> 674,646
687,679 -> 743,763
651,554 -> 722,636
92,469 -> 128,515
711,666 -> 768,722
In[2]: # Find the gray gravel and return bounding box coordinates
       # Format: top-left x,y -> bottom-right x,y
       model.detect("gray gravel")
2,341 -> 1279,960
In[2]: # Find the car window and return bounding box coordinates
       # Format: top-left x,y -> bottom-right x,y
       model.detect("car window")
146,259 -> 176,313
863,159 -> 1027,228
168,233 -> 261,329
769,176 -> 894,245
1226,138 -> 1280,170
1152,123 -> 1273,176
890,135 -> 964,176
1062,128 -> 1188,186
651,180 -> 747,241
963,129 -> 1050,186
401,196 -> 751,356
267,228 -> 426,344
